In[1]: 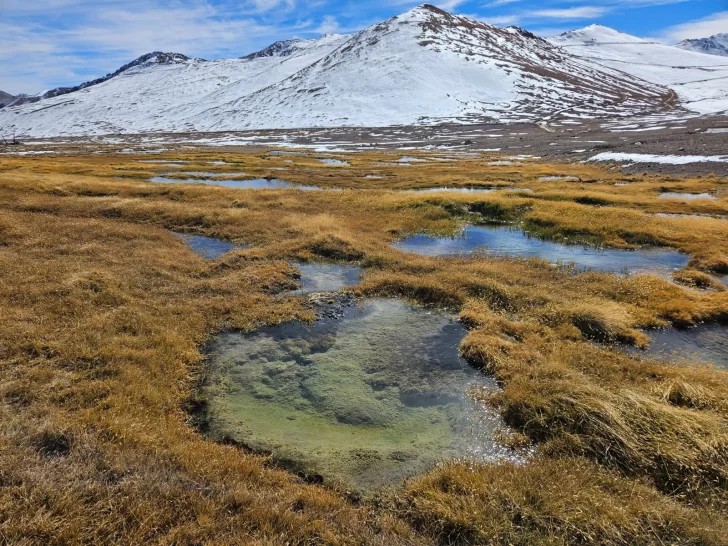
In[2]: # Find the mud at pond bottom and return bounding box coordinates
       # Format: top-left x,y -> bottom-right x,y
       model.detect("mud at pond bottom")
201,299 -> 517,493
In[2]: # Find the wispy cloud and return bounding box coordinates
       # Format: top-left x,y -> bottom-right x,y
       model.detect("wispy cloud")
659,11 -> 728,42
525,6 -> 609,20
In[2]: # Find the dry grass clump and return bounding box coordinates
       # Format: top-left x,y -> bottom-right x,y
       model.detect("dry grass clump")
0,150 -> 727,544
401,458 -> 728,545
674,269 -> 727,290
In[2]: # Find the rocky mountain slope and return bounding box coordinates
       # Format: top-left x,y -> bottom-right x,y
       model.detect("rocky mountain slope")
0,91 -> 15,109
677,33 -> 728,57
0,5 -> 683,137
550,25 -> 728,115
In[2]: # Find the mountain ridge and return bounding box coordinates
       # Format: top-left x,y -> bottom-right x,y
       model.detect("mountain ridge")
0,5 -> 714,137
550,24 -> 728,116
677,33 -> 728,57
0,91 -> 15,108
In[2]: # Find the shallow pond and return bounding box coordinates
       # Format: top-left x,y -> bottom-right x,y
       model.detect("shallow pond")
152,177 -> 322,190
539,176 -> 580,182
138,160 -> 187,167
410,187 -> 495,194
174,233 -> 249,259
290,263 -> 362,294
408,187 -> 531,194
172,171 -> 244,178
393,225 -> 688,275
318,158 -> 350,166
628,326 -> 728,370
658,192 -> 716,200
202,299 -> 512,492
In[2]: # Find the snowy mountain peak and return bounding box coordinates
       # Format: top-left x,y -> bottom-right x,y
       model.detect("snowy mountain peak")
134,52 -> 193,66
0,90 -> 15,108
242,40 -> 306,59
0,5 -> 693,137
677,34 -> 728,57
552,25 -> 648,45
398,3 -> 449,20
242,34 -> 348,60
38,51 -> 195,101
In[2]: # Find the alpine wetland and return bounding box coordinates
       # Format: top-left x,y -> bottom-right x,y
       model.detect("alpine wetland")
1,2 -> 728,545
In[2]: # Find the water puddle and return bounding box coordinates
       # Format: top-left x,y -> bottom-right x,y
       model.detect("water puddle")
658,192 -> 717,201
138,160 -> 187,167
410,187 -> 495,194
172,171 -> 245,178
202,299 -> 513,492
627,326 -> 728,370
174,233 -> 249,259
393,225 -> 688,275
290,263 -> 362,294
654,213 -> 725,220
539,176 -> 580,182
152,177 -> 322,190
318,158 -> 350,166
408,187 -> 531,194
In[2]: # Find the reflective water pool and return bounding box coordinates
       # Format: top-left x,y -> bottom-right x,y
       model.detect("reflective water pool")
290,263 -> 362,294
659,192 -> 716,200
318,158 -> 350,166
174,233 -> 249,259
152,177 -> 322,190
393,225 -> 688,275
628,326 -> 728,370
202,299 -> 513,492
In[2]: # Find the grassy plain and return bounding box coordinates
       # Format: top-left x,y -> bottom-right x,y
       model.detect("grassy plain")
0,147 -> 727,544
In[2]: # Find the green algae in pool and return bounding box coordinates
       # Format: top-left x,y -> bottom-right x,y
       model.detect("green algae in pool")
202,299 -> 512,492
290,263 -> 362,294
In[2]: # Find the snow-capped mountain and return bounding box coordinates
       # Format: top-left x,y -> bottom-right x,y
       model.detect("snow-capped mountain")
550,25 -> 728,115
677,34 -> 728,57
0,5 -> 680,137
0,91 -> 15,109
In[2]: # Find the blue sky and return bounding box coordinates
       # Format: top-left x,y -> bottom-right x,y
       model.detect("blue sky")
0,0 -> 726,95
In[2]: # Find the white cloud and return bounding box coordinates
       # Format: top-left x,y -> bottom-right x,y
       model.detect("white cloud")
659,11 -> 728,42
437,0 -> 467,10
525,7 -> 609,20
483,14 -> 521,26
315,15 -> 339,34
482,0 -> 521,7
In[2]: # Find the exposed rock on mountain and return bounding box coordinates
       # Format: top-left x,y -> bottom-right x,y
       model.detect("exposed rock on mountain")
677,33 -> 728,57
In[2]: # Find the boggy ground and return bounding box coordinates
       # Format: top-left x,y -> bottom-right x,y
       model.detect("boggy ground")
0,148 -> 727,545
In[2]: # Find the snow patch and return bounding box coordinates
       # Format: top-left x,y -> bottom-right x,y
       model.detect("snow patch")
588,152 -> 728,165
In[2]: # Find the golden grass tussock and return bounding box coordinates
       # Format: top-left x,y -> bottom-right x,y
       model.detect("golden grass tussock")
0,149 -> 727,544
401,458 -> 728,545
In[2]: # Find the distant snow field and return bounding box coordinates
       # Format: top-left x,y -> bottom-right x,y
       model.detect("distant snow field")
588,153 -> 728,165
